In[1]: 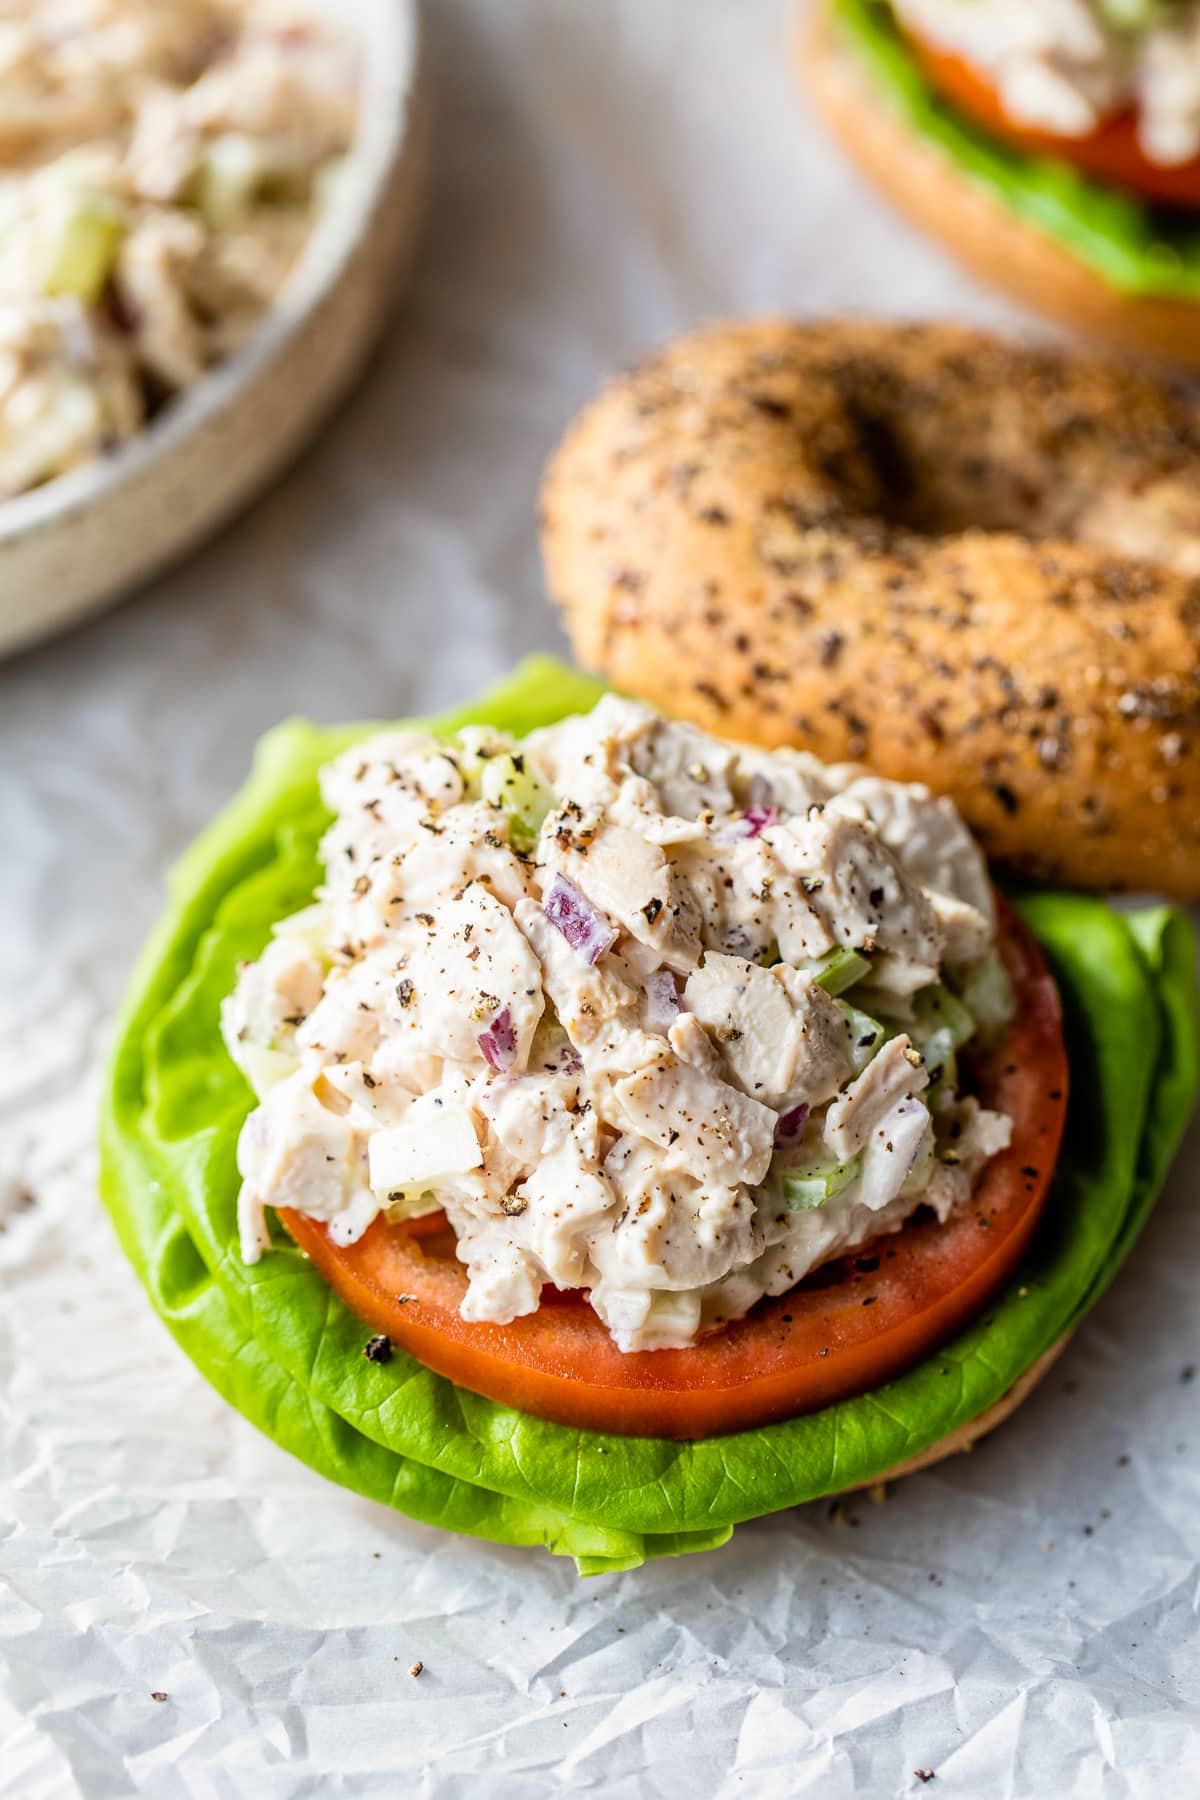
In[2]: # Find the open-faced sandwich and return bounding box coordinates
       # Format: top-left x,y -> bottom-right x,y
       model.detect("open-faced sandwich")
102,321 -> 1199,1573
801,1 -> 1200,365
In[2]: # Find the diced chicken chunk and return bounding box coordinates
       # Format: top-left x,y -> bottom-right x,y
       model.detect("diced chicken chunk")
221,934 -> 325,1063
401,883 -> 543,1070
941,1095 -> 1014,1177
625,712 -> 738,819
611,1057 -> 778,1188
857,1096 -> 933,1211
683,953 -> 850,1109
540,819 -> 702,966
514,1147 -> 615,1290
829,778 -> 995,925
667,1010 -> 724,1077
237,1074 -> 375,1249
295,958 -> 386,1065
824,1035 -> 929,1160
477,1069 -> 598,1166
593,1137 -> 761,1300
515,895 -> 637,1045
774,814 -> 943,994
454,1223 -> 545,1325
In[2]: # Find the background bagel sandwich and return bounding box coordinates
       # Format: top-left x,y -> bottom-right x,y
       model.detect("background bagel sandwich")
541,317 -> 1200,899
799,1 -> 1200,367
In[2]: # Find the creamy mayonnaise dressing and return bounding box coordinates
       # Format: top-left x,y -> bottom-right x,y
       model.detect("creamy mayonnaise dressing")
893,0 -> 1200,167
224,698 -> 1013,1353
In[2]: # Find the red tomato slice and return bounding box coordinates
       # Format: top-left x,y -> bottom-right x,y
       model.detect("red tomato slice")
909,32 -> 1200,210
280,898 -> 1067,1441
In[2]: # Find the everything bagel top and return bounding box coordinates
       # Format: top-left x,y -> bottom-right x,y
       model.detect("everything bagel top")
540,319 -> 1200,898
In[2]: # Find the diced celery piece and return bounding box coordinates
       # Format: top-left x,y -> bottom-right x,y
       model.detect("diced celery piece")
639,1289 -> 703,1344
383,1188 -> 445,1223
918,1025 -> 957,1104
808,945 -> 871,996
529,1009 -> 575,1070
454,727 -> 514,796
239,1043 -> 298,1098
956,951 -> 1015,1037
782,1155 -> 861,1212
900,1128 -> 938,1198
196,134 -> 263,227
314,154 -> 349,217
480,750 -> 554,847
270,903 -> 332,961
836,999 -> 886,1073
914,983 -> 976,1051
41,187 -> 123,303
1097,0 -> 1159,28
0,371 -> 102,494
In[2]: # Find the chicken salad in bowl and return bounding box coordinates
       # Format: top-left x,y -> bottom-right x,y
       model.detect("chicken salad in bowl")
0,0 -> 423,658
0,0 -> 357,500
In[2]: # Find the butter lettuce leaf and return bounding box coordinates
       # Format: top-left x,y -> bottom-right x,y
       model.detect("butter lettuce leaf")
834,0 -> 1200,300
100,657 -> 1198,1569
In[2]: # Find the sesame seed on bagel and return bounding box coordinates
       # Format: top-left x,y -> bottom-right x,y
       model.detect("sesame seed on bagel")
540,318 -> 1200,897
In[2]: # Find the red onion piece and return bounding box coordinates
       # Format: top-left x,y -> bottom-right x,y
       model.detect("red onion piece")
747,773 -> 775,809
774,1102 -> 810,1146
108,287 -> 143,337
718,805 -> 778,844
543,874 -> 616,965
477,1007 -> 517,1072
645,970 -> 681,1033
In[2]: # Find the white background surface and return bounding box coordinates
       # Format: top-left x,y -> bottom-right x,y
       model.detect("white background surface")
3,3 -> 1199,1794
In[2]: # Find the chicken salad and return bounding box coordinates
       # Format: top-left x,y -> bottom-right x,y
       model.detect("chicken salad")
224,697 -> 1015,1353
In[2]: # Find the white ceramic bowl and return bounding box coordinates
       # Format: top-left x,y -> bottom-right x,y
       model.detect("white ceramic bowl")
0,0 -> 427,657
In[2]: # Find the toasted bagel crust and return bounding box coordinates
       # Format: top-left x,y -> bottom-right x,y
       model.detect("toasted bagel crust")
798,3 -> 1200,368
541,318 -> 1200,896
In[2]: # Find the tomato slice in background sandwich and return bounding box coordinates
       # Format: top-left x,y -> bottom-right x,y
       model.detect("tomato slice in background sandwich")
908,31 -> 1200,210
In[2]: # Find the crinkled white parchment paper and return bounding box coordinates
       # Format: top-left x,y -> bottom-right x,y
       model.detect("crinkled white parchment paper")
3,3 -> 1199,1793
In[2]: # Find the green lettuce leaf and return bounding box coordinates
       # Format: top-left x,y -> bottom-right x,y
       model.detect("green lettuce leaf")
100,657 -> 1198,1570
833,0 -> 1200,299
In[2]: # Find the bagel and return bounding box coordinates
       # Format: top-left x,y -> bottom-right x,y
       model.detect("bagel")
797,3 -> 1200,370
847,1330 -> 1075,1494
540,318 -> 1200,898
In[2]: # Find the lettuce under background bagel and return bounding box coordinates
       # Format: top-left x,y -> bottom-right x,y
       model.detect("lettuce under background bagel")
101,660 -> 1197,1572
541,318 -> 1200,898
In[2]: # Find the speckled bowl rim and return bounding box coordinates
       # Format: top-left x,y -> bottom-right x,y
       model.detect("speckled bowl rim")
0,0 -> 419,552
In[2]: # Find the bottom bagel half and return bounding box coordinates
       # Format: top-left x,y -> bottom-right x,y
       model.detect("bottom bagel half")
100,659 -> 1198,1572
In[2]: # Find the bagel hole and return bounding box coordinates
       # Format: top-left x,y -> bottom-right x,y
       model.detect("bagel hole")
842,398 -> 1057,540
